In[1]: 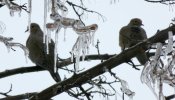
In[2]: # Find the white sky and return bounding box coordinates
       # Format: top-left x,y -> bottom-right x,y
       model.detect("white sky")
0,0 -> 175,100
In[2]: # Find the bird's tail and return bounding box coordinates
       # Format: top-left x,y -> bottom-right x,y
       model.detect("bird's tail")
49,71 -> 61,82
136,51 -> 148,65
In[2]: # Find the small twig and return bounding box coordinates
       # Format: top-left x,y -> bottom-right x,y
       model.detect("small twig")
95,39 -> 103,62
66,0 -> 106,22
0,84 -> 12,97
79,86 -> 91,100
127,60 -> 141,70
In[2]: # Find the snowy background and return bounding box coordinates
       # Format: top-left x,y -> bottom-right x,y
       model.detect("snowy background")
0,0 -> 174,100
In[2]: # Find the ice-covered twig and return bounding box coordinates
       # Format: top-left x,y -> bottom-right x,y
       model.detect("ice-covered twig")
0,35 -> 29,62
109,71 -> 135,100
141,32 -> 175,100
120,79 -> 135,99
57,0 -> 68,17
4,0 -> 22,16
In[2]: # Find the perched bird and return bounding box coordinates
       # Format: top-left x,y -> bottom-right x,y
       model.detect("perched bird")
119,18 -> 148,65
26,23 -> 61,82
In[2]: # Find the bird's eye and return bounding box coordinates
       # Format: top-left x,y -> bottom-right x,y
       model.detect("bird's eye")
31,25 -> 34,28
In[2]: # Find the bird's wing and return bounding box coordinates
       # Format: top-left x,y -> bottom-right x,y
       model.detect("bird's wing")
141,27 -> 147,39
119,26 -> 131,49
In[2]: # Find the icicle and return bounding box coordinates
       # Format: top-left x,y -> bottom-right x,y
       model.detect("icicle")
54,30 -> 59,73
71,22 -> 98,72
46,29 -> 50,54
0,21 -> 6,34
164,31 -> 173,56
43,0 -> 47,43
28,0 -> 32,33
63,28 -> 66,41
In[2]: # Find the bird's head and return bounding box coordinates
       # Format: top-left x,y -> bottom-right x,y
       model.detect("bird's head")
129,18 -> 143,26
30,23 -> 41,33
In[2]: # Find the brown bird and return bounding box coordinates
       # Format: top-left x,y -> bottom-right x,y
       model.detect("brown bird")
119,18 -> 148,65
26,23 -> 61,82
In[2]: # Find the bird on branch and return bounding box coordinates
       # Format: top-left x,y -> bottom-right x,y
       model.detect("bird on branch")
26,23 -> 61,82
119,18 -> 148,65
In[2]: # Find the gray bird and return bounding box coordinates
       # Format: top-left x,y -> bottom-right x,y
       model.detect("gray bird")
26,23 -> 61,82
119,18 -> 148,65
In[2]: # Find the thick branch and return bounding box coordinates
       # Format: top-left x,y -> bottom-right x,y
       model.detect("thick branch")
28,24 -> 175,100
0,92 -> 37,100
0,54 -> 114,79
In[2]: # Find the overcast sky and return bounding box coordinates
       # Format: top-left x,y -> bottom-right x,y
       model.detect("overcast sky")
0,0 -> 174,100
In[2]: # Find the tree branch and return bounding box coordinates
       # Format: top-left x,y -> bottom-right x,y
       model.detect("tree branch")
0,92 -> 37,100
0,54 -> 114,79
28,24 -> 175,100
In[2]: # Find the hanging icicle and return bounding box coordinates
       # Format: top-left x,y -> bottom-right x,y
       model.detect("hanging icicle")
43,0 -> 48,44
46,23 -> 60,73
54,31 -> 59,72
0,21 -> 6,34
71,21 -> 98,72
164,31 -> 173,56
28,0 -> 32,33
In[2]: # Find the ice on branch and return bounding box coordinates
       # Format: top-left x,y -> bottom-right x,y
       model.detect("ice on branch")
141,32 -> 175,100
48,0 -> 98,73
120,79 -> 135,100
0,35 -> 29,62
4,0 -> 21,16
71,23 -> 98,72
57,0 -> 68,17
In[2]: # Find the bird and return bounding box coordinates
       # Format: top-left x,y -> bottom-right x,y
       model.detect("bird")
119,18 -> 148,65
26,23 -> 61,82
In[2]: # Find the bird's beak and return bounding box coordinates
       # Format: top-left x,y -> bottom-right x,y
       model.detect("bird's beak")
141,24 -> 144,26
25,26 -> 29,32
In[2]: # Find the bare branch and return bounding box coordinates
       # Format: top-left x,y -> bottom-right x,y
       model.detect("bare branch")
0,54 -> 114,79
0,92 -> 38,100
